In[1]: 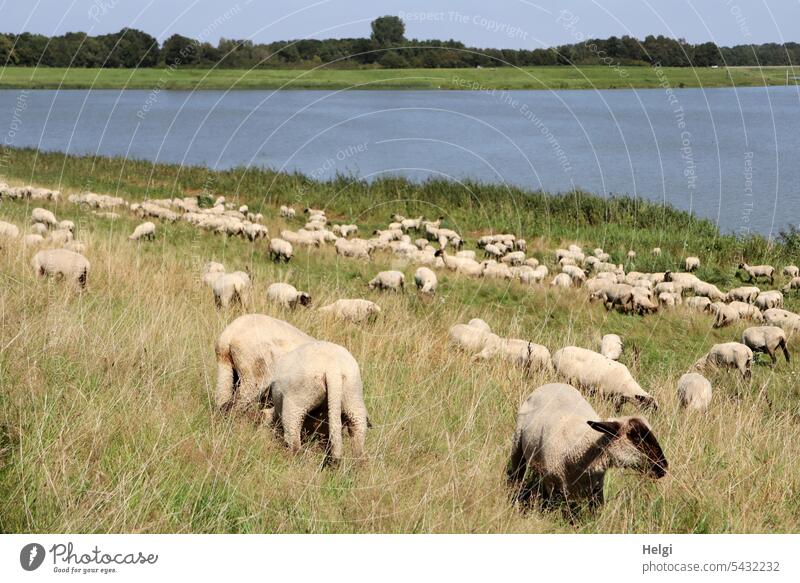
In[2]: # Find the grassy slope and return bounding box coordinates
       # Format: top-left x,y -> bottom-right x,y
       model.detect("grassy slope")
0,65 -> 797,91
1,147 -> 799,533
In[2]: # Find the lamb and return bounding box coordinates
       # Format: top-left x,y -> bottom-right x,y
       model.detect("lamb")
506,383 -> 667,510
214,314 -> 315,415
32,248 -> 90,289
726,286 -> 760,304
693,342 -> 753,380
677,373 -> 712,412
741,326 -> 790,364
783,265 -> 799,278
266,341 -> 369,463
318,299 -> 381,323
31,207 -> 58,227
211,271 -> 251,309
414,267 -> 437,295
474,336 -> 553,372
268,238 -> 293,263
552,346 -> 657,409
600,334 -> 623,361
685,256 -> 700,271
128,221 -> 156,241
763,308 -> 800,336
738,262 -> 775,284
754,290 -> 783,310
652,247 -> 662,256
266,283 -> 311,309
368,270 -> 405,292
627,250 -> 636,261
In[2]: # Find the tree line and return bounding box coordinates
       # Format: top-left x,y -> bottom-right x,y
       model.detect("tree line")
1,16 -> 798,69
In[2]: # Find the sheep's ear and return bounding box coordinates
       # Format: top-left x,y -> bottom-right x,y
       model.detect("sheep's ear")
587,420 -> 622,437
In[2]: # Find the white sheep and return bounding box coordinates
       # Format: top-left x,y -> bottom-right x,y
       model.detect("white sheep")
211,271 -> 251,309
280,205 -> 296,219
726,286 -> 760,304
214,314 -> 315,415
600,334 -> 623,360
201,262 -> 226,287
318,299 -> 381,323
434,250 -> 484,277
686,296 -> 712,311
129,221 -> 156,241
31,207 -> 58,227
474,336 -> 553,372
738,262 -> 775,284
368,270 -> 405,292
553,346 -> 657,409
709,302 -> 739,328
0,221 -> 21,240
763,308 -> 800,336
754,290 -> 783,310
652,247 -> 662,256
741,326 -> 790,364
335,238 -> 371,260
693,342 -> 753,380
783,265 -> 799,278
449,323 -> 495,354
64,241 -> 87,254
268,238 -> 293,263
23,233 -> 46,247
677,373 -> 712,412
266,341 -> 368,463
413,267 -> 437,295
728,301 -> 764,323
30,222 -> 49,236
32,248 -> 90,289
57,220 -> 75,233
685,256 -> 700,271
551,273 -> 573,288
266,283 -> 311,309
782,277 -> 800,292
691,281 -> 726,302
507,383 -> 667,509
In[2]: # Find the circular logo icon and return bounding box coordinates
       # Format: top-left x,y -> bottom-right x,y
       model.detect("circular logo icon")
20,543 -> 46,571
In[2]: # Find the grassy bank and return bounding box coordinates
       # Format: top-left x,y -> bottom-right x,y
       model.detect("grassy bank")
1,147 -> 799,533
0,65 -> 797,91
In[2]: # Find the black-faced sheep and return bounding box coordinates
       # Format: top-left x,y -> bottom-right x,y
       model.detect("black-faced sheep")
211,271 -> 251,309
685,256 -> 700,271
266,341 -> 369,463
738,262 -> 775,284
414,267 -> 437,295
473,336 -> 553,372
507,383 -> 667,511
266,283 -> 311,309
741,326 -> 790,364
368,270 -> 405,292
32,248 -> 90,289
31,207 -> 58,227
129,221 -> 156,241
677,373 -> 712,411
268,238 -> 293,263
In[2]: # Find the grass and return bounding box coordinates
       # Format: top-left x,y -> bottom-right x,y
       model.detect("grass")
1,146 -> 799,533
0,65 -> 797,91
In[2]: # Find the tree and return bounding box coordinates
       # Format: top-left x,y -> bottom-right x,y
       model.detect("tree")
370,16 -> 405,47
162,34 -> 197,66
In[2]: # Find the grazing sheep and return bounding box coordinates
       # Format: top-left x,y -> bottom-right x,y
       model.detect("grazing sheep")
32,248 -> 90,289
763,308 -> 800,336
783,265 -> 799,278
318,299 -> 381,323
214,314 -> 315,415
64,241 -> 87,254
280,205 -> 296,219
741,326 -> 790,364
693,342 -> 753,380
754,290 -> 783,310
726,286 -> 760,304
414,267 -> 437,295
449,323 -> 495,354
267,341 -> 368,463
651,247 -> 662,256
266,283 -> 311,309
31,207 -> 58,227
632,289 -> 659,315
243,223 -> 269,241
738,262 -> 775,284
23,233 -> 45,247
268,238 -> 293,263
709,302 -> 739,328
686,296 -> 712,311
590,283 -> 633,312
202,262 -> 226,287
600,334 -> 623,361
677,373 -> 712,412
58,220 -> 75,233
335,238 -> 371,260
553,347 -> 657,409
507,383 -> 667,510
30,222 -> 49,236
782,277 -> 800,292
211,271 -> 251,309
658,291 -> 682,307
368,270 -> 405,292
129,221 -> 156,241
467,318 -> 492,332
728,301 -> 764,323
0,221 -> 21,240
551,273 -> 573,288
474,336 -> 553,372
627,250 -> 636,261
48,228 -> 73,245
501,251 -> 526,266
691,281 -> 726,302
685,256 -> 700,271
434,250 -> 484,277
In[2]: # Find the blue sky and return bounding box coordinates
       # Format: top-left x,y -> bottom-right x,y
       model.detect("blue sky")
0,0 -> 796,48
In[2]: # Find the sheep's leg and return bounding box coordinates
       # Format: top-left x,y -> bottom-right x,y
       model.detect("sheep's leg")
343,399 -> 368,460
231,365 -> 266,418
214,352 -> 236,412
282,403 -> 305,454
324,373 -> 344,463
781,338 -> 791,362
506,433 -> 527,488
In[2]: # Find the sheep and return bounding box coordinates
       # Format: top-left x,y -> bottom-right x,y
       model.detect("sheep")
590,283 -> 633,312
691,281 -> 726,302
266,341 -> 368,463
449,323 -> 495,354
434,250 -> 484,277
658,291 -> 682,307
48,228 -> 73,246
501,251 -> 526,266
281,229 -> 320,248
552,346 -> 657,409
651,247 -> 662,256
32,248 -> 90,289
129,221 -> 156,241
693,342 -> 753,380
467,318 -> 492,333
627,250 -> 636,261
482,260 -> 513,280
23,233 -> 46,247
506,383 -> 667,510
741,326 -> 790,364
335,238 -> 371,260
738,262 -> 775,284
400,216 -> 423,232
266,283 -> 311,309
632,289 -> 658,315
763,308 -> 800,336
368,270 -> 405,292
201,262 -> 226,287
280,205 -> 296,219
64,241 -> 87,254
268,238 -> 293,263
754,290 -> 783,311
214,314 -> 315,416
561,264 -> 587,286
211,271 -> 251,309
0,221 -> 21,240
58,220 -> 75,233
709,302 -> 739,328
413,267 -> 437,295
318,299 -> 381,323
600,334 -> 623,361
728,301 -> 764,323
686,296 -> 712,311
654,281 -> 683,296
243,223 -> 269,241
782,277 -> 800,292
514,239 -> 527,252
783,265 -> 799,278
474,336 -> 553,372
677,373 -> 712,412
31,207 -> 58,227
726,286 -> 760,304
551,273 -> 573,288
685,256 -> 700,271
30,222 -> 49,236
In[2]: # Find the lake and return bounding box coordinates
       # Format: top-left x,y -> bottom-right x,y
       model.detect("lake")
1,86 -> 798,235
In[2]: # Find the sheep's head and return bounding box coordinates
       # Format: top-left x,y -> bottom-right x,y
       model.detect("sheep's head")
588,417 -> 668,478
298,292 -> 312,307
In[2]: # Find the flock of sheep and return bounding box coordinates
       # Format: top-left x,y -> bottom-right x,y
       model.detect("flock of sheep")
3,180 -> 800,514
